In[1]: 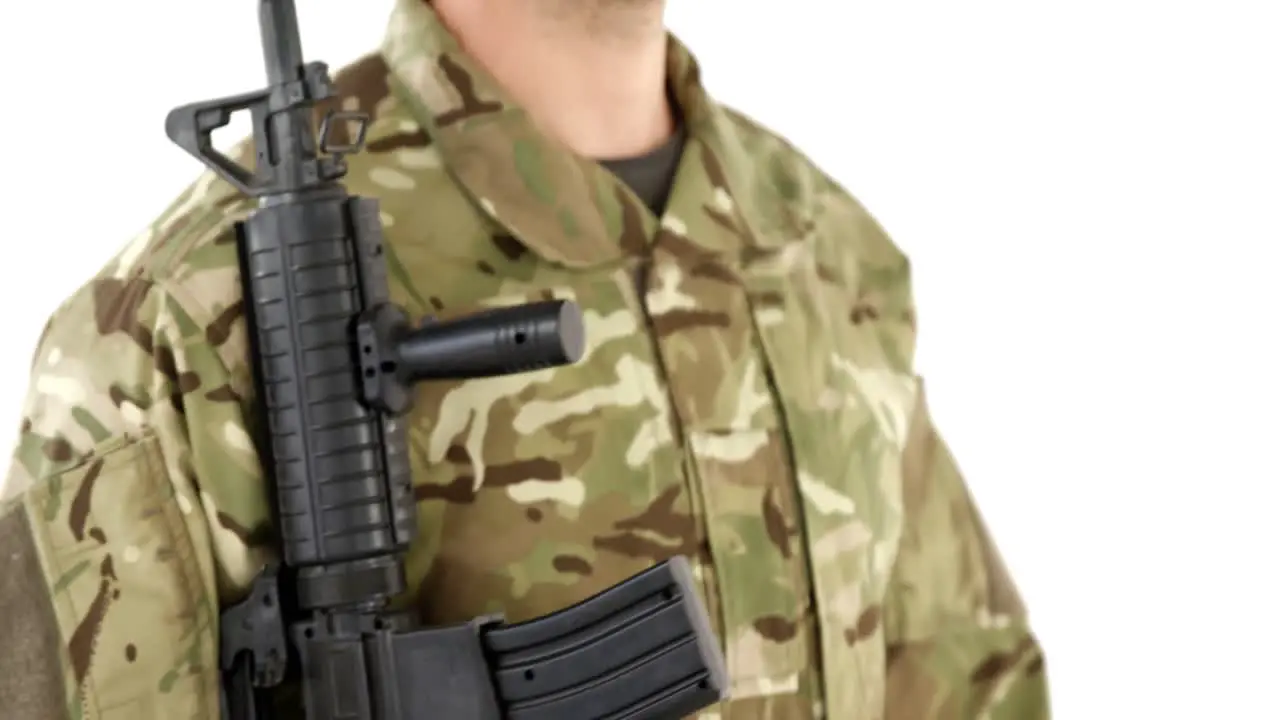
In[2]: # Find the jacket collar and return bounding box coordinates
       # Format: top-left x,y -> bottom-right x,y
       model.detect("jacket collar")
381,0 -> 785,269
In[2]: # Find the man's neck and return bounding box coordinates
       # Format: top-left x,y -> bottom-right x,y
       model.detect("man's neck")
432,0 -> 674,159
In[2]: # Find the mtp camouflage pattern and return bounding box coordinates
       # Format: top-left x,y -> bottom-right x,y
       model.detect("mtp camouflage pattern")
0,1 -> 1050,718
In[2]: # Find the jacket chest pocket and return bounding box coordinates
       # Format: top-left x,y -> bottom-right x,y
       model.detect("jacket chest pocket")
684,425 -> 818,703
639,248 -> 818,703
743,240 -> 919,715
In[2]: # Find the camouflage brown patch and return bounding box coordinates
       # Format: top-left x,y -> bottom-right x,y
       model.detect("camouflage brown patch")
415,456 -> 563,505
204,385 -> 242,404
762,486 -> 794,559
153,346 -> 180,384
843,605 -> 881,646
67,458 -> 104,542
490,234 -> 527,261
740,242 -> 780,267
205,300 -> 243,347
551,555 -> 592,576
414,477 -> 474,504
441,445 -> 560,484
593,487 -> 697,561
815,263 -> 841,285
650,309 -> 731,336
42,437 -> 73,463
434,55 -> 503,127
367,128 -> 431,153
850,303 -> 880,324
886,642 -> 905,666
748,290 -> 784,309
970,635 -> 1036,684
153,345 -> 201,411
470,458 -> 561,488
652,228 -> 716,265
92,277 -> 155,353
107,384 -> 151,411
153,343 -> 200,389
67,555 -> 118,687
687,261 -> 739,285
214,511 -> 272,548
752,614 -> 798,642
179,373 -> 201,393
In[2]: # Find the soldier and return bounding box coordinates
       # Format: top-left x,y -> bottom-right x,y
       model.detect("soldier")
0,0 -> 1050,718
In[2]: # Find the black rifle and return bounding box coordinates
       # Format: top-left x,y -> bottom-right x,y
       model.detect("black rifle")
163,2 -> 728,718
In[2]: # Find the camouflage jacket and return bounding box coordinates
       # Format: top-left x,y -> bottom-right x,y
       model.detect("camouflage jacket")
0,1 -> 1049,718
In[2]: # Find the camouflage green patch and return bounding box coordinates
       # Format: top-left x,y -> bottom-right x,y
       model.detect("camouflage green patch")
513,138 -> 555,205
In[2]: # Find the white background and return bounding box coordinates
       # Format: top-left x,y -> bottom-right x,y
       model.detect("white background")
3,1 -> 1279,717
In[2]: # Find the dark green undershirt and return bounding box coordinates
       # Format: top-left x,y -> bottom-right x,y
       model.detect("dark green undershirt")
598,121 -> 687,217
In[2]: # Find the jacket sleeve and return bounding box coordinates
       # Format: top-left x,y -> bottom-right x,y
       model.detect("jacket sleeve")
0,270 -> 271,720
881,356 -> 1051,711
880,381 -> 1051,718
809,171 -> 1050,717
